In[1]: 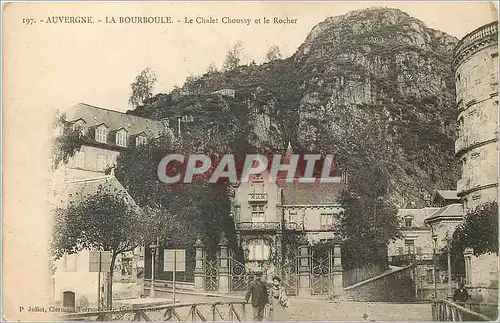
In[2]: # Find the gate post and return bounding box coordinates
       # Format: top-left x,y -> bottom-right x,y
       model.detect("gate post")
194,235 -> 204,292
331,236 -> 344,299
298,237 -> 312,296
218,233 -> 230,293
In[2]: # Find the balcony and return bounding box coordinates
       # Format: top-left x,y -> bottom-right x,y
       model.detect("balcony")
235,222 -> 279,231
389,253 -> 433,266
283,221 -> 304,231
248,193 -> 267,203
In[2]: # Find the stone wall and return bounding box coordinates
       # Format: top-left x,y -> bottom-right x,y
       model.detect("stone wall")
344,266 -> 416,302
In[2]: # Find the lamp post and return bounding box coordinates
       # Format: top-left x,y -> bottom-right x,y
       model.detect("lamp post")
149,242 -> 158,298
432,236 -> 438,299
447,245 -> 453,299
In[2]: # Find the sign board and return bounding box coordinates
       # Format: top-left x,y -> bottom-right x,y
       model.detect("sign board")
164,249 -> 185,272
89,251 -> 112,272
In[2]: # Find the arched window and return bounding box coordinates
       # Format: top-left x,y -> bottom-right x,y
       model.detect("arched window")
404,216 -> 413,228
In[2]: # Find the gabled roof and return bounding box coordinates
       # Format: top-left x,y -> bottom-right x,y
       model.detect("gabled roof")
433,190 -> 459,201
64,103 -> 168,138
281,181 -> 345,205
49,175 -> 140,214
398,207 -> 440,228
425,203 -> 464,224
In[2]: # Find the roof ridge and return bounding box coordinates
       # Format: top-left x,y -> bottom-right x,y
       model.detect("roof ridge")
75,102 -> 163,123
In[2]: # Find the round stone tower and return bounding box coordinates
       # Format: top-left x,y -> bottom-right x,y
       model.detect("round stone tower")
453,21 -> 498,211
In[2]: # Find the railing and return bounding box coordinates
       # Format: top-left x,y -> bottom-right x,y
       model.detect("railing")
235,221 -> 279,231
59,301 -> 247,321
235,221 -> 304,231
248,193 -> 267,203
431,299 -> 492,321
453,21 -> 498,68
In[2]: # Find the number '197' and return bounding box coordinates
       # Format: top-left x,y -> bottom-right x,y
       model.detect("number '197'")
22,18 -> 35,25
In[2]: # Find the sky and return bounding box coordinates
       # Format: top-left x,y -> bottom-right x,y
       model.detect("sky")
4,2 -> 498,114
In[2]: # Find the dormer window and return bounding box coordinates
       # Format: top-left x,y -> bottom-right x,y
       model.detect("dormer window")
136,135 -> 147,146
404,217 -> 413,228
95,124 -> 108,143
116,129 -> 127,147
72,119 -> 87,136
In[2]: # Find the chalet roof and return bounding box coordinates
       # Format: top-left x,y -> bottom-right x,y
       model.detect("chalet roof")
64,103 -> 167,137
398,207 -> 440,228
49,175 -> 141,214
281,181 -> 345,205
425,203 -> 464,224
434,190 -> 459,201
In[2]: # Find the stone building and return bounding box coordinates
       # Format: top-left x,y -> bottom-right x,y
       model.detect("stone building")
49,174 -> 145,309
452,21 -> 498,298
231,144 -> 346,276
50,103 -> 173,308
53,102 -> 172,182
453,21 -> 498,209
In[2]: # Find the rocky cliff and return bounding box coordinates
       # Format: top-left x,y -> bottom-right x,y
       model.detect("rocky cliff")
129,7 -> 460,207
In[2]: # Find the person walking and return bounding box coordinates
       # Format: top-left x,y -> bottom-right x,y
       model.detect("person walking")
268,276 -> 289,321
245,271 -> 269,321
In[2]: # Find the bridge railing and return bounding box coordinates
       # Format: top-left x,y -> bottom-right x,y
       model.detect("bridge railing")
59,301 -> 247,322
431,299 -> 493,321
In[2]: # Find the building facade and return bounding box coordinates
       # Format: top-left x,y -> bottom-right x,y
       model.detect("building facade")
452,21 -> 498,299
50,103 -> 173,308
231,145 -> 346,276
453,21 -> 498,210
49,175 -> 145,309
54,103 -> 172,182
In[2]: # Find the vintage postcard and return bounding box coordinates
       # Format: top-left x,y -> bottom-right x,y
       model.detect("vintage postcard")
2,1 -> 499,321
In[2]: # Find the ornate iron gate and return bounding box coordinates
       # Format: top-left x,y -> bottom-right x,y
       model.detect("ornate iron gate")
280,256 -> 299,295
229,250 -> 251,291
203,251 -> 218,292
310,246 -> 333,295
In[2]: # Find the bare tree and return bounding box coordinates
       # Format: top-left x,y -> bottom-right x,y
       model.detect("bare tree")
129,68 -> 157,107
265,45 -> 282,62
222,41 -> 244,71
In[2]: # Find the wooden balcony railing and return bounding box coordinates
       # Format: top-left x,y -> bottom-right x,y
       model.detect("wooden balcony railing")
59,301 -> 247,321
431,299 -> 492,321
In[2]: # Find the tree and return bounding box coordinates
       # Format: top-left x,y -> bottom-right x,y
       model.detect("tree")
206,62 -> 217,74
52,188 -> 147,309
223,41 -> 244,71
265,45 -> 282,62
51,111 -> 84,170
340,163 -> 401,268
129,68 -> 158,107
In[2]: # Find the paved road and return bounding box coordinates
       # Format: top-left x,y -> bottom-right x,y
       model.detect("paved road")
149,291 -> 433,321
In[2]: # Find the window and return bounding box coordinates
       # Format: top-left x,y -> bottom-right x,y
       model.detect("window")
320,213 -> 333,228
426,269 -> 434,284
248,239 -> 269,261
63,253 -> 78,272
404,217 -> 413,228
74,151 -> 85,168
404,239 -> 415,254
397,247 -> 404,255
472,194 -> 481,201
116,130 -> 127,147
252,174 -> 263,183
251,204 -> 265,222
95,125 -> 108,143
136,135 -> 147,146
471,152 -> 480,159
288,210 -> 297,223
97,155 -> 107,171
